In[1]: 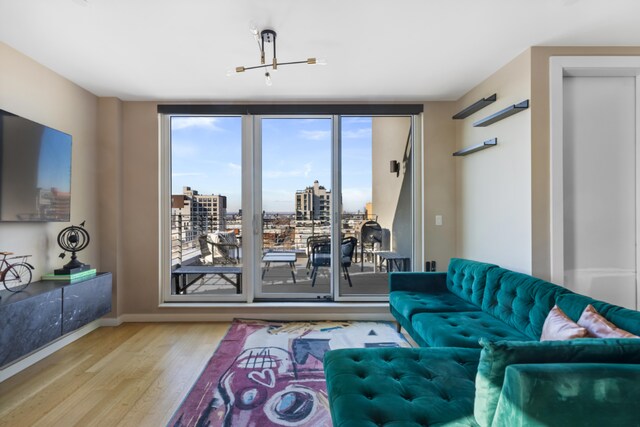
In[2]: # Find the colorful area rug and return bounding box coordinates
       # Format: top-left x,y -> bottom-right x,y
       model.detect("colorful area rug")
168,319 -> 411,427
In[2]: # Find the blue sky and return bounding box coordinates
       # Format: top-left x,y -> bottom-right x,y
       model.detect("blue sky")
171,116 -> 372,213
38,127 -> 72,191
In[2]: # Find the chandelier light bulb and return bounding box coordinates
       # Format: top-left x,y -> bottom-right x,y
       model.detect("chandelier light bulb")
315,58 -> 327,65
265,72 -> 273,86
249,21 -> 259,36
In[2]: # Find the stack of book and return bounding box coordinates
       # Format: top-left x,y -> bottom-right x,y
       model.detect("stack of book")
42,269 -> 97,282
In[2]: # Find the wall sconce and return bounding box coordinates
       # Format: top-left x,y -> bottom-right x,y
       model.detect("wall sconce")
390,160 -> 399,177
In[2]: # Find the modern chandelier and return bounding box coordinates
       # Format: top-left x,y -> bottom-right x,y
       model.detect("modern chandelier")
227,25 -> 326,86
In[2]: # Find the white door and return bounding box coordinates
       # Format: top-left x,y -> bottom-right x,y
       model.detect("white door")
562,76 -> 637,309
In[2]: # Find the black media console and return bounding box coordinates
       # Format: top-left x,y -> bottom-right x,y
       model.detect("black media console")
0,272 -> 112,368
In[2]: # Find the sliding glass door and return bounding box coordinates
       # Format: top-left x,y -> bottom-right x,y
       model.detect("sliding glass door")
255,117 -> 334,300
338,116 -> 414,300
166,115 -> 245,301
161,110 -> 419,303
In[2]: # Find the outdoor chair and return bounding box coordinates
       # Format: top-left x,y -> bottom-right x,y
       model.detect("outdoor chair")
198,232 -> 240,265
309,236 -> 357,287
305,234 -> 330,273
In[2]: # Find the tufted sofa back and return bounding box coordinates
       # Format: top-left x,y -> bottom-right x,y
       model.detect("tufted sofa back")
446,258 -> 499,307
482,268 -> 571,339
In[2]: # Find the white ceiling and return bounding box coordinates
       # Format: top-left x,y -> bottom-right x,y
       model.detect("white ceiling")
2,0 -> 640,102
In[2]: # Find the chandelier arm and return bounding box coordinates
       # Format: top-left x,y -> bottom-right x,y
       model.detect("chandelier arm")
254,37 -> 262,58
273,33 -> 277,66
242,63 -> 272,71
277,60 -> 312,66
238,59 -> 314,73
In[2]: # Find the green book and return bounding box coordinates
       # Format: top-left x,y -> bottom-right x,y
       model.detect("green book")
42,269 -> 97,281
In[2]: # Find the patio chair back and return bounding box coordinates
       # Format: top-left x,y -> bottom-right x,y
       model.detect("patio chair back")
309,236 -> 358,287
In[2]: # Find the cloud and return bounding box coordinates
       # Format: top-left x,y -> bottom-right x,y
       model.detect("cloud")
342,127 -> 372,139
171,117 -> 222,131
300,130 -> 331,141
228,162 -> 241,171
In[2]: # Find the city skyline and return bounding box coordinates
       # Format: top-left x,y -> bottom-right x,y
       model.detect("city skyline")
171,116 -> 373,213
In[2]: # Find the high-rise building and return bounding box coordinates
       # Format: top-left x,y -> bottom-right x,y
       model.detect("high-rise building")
172,186 -> 227,240
295,180 -> 331,221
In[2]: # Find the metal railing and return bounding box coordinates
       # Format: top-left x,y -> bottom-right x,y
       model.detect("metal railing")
171,213 -> 237,266
171,212 -> 378,266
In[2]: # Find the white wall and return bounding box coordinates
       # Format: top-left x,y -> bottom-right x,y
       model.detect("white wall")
454,50 -> 532,273
372,116 -> 412,256
0,42 -> 99,280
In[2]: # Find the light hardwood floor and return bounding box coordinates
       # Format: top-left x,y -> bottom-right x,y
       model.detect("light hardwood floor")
0,323 -> 231,427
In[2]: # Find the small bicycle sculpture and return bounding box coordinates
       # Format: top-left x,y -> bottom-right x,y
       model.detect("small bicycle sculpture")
56,220 -> 91,275
0,251 -> 34,292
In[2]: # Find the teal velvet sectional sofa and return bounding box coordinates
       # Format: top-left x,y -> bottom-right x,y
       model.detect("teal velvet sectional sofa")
324,258 -> 640,426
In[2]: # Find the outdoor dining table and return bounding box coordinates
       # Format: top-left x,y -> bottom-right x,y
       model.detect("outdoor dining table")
261,251 -> 298,283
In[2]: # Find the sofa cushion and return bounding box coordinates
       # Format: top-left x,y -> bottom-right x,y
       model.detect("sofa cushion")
389,291 -> 482,320
446,258 -> 498,307
411,311 -> 530,348
603,305 -> 640,337
481,268 -> 569,339
474,338 -> 640,427
558,293 -> 640,336
493,363 -> 640,427
578,304 -> 640,338
540,305 -> 589,341
324,347 -> 481,427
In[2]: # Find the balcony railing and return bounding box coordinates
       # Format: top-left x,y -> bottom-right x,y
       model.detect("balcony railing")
170,212 -> 378,266
171,213 -> 237,267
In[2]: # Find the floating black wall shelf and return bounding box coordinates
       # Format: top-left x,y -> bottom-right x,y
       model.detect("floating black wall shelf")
473,100 -> 529,127
453,138 -> 497,157
452,94 -> 497,120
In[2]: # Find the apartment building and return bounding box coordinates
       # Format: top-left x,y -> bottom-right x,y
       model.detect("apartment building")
295,180 -> 331,221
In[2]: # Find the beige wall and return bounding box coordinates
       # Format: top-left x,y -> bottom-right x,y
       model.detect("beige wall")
0,43 -> 100,283
450,46 -> 640,279
454,49 -> 532,273
530,46 -> 640,280
422,102 -> 457,271
97,97 -> 123,317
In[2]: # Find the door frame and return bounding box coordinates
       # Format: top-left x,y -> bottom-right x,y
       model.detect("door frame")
253,114 -> 335,300
550,56 -> 640,309
159,111 -> 423,304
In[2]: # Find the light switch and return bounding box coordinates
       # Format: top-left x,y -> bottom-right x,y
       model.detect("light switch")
435,215 -> 443,226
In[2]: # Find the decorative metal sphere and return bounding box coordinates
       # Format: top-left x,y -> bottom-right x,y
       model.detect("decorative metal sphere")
57,225 -> 90,253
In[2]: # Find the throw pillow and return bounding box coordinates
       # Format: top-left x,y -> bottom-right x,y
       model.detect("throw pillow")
578,304 -> 640,339
474,338 -> 640,427
540,305 -> 589,341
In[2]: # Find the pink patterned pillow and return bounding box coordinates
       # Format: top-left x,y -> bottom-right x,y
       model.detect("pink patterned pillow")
578,304 -> 639,338
540,305 -> 589,341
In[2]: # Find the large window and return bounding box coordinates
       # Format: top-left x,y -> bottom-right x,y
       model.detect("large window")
160,107 -> 422,303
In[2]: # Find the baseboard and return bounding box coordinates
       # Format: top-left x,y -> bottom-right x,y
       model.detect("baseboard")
0,320 -> 102,383
119,311 -> 394,323
99,317 -> 123,327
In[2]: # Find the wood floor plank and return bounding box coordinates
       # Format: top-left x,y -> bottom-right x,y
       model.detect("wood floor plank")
0,322 -> 229,427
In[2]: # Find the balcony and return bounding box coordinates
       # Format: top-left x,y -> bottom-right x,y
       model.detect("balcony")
170,212 -> 401,298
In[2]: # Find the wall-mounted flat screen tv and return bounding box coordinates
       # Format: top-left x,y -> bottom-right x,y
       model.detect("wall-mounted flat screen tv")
0,109 -> 72,222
